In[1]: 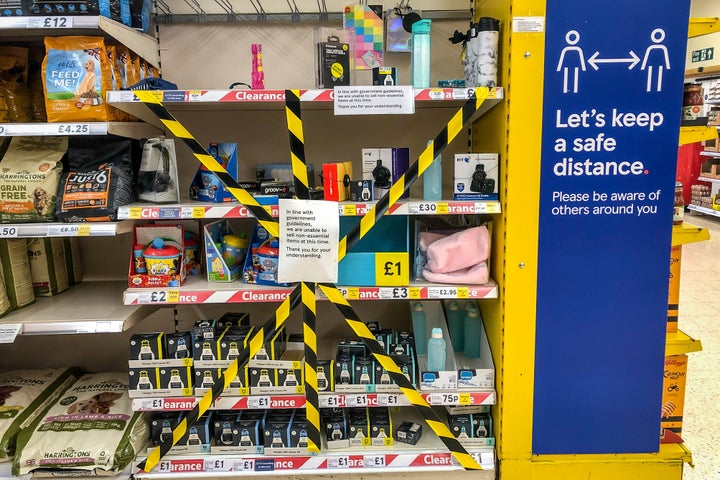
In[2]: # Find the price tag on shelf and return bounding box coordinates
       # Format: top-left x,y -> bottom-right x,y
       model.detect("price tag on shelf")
157,460 -> 172,473
428,287 -> 459,299
374,253 -> 409,287
192,207 -> 205,218
28,16 -> 73,28
180,207 -> 194,219
328,456 -> 350,469
408,287 -> 422,299
138,291 -> 170,304
234,459 -> 255,472
364,454 -> 386,468
0,226 -> 18,238
248,396 -> 270,409
347,394 -> 368,407
0,323 -> 22,344
378,394 -> 399,406
48,224 -> 88,237
140,398 -> 164,410
206,458 -> 232,472
345,287 -> 360,300
321,395 -> 344,408
343,204 -> 357,216
55,123 -> 92,135
457,287 -> 469,299
128,207 -> 143,219
437,202 -> 449,214
459,393 -> 472,405
429,392 -> 460,405
482,201 -> 501,214
166,290 -> 180,303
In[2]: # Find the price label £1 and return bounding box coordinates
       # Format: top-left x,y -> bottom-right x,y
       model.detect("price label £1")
374,253 -> 409,286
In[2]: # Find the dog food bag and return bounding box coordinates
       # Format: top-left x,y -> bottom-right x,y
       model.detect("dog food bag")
28,67 -> 47,122
63,237 -> 83,285
27,237 -> 69,296
42,36 -> 113,122
0,136 -> 66,223
0,239 -> 34,309
0,265 -> 13,317
0,368 -> 79,462
13,372 -> 148,476
56,136 -> 136,222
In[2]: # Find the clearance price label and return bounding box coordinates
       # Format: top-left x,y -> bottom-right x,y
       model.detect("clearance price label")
374,253 -> 409,286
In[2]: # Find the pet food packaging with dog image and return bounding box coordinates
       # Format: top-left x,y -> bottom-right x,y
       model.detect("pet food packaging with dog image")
12,372 -> 149,476
0,136 -> 65,223
42,36 -> 114,123
0,368 -> 79,461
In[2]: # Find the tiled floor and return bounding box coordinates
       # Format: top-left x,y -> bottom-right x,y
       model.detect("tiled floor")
679,215 -> 720,480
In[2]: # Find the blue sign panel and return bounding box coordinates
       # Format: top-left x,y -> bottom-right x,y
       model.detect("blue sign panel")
533,0 -> 690,454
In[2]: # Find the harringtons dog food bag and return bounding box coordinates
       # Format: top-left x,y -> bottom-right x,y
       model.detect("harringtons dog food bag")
42,36 -> 113,122
0,239 -> 34,309
0,368 -> 79,462
0,136 -> 66,223
27,237 -> 69,296
13,372 -> 148,476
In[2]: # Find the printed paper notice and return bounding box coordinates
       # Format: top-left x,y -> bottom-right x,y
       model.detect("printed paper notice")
0,323 -> 22,343
334,86 -> 415,115
278,199 -> 339,283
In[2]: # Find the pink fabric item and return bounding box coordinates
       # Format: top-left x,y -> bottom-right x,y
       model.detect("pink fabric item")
425,226 -> 489,274
423,261 -> 489,285
418,231 -> 448,251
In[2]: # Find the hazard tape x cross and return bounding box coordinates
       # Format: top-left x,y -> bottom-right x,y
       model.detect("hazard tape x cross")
133,87 -> 490,472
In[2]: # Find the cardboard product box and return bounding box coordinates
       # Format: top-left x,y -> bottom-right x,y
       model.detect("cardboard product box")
349,179 -> 373,202
317,35 -> 351,88
353,356 -> 374,386
289,413 -> 311,449
472,412 -> 493,438
347,408 -> 370,447
337,340 -> 368,359
323,161 -> 353,201
249,349 -> 305,394
322,408 -> 349,449
192,319 -> 217,342
165,332 -> 192,360
257,163 -> 315,188
130,333 -> 164,361
373,67 -> 397,86
194,338 -> 220,362
660,354 -> 688,444
150,413 -> 182,446
158,366 -> 193,396
391,353 -> 417,388
129,224 -> 186,288
454,153 -> 499,200
249,367 -> 276,389
263,411 -> 295,450
374,329 -> 394,354
189,143 -> 239,203
317,360 -> 334,392
204,220 -> 248,283
448,412 -> 474,440
395,421 -> 422,445
177,414 -> 213,452
260,181 -> 294,198
334,355 -> 353,389
369,407 -> 393,446
128,367 -> 160,392
362,148 -> 410,199
254,327 -> 287,361
194,368 -> 221,394
218,327 -> 254,361
241,224 -> 289,286
216,312 -> 250,330
211,412 -> 264,454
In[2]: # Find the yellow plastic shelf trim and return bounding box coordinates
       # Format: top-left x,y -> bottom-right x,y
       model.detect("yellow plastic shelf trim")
679,126 -> 718,146
688,17 -> 720,38
666,330 -> 703,356
671,222 -> 710,246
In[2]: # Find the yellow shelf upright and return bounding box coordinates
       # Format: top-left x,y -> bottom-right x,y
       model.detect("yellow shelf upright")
679,126 -> 718,146
688,17 -> 720,38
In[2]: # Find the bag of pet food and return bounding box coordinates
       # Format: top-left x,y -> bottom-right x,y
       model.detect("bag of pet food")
99,0 -> 131,25
56,136 -> 137,222
13,372 -> 148,476
0,136 -> 66,223
0,239 -> 34,309
27,237 -> 69,296
0,266 -> 12,317
24,1 -> 100,16
42,36 -> 113,122
128,52 -> 141,86
0,72 -> 32,123
130,0 -> 153,32
63,237 -> 83,285
28,67 -> 47,122
0,368 -> 79,462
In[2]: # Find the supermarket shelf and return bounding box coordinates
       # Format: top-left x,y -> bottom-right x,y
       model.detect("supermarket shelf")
679,125 -> 718,145
0,122 -> 162,138
697,175 -> 720,183
107,88 -> 504,126
132,390 -> 497,412
3,281 -> 156,335
0,16 -> 159,67
117,199 -> 501,220
699,151 -> 720,157
133,434 -> 495,477
0,462 -> 132,480
688,203 -> 720,218
0,221 -> 134,239
123,277 -> 499,305
671,222 -> 710,246
666,330 -> 703,356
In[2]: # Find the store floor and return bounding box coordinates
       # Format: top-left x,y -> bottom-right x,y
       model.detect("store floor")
679,215 -> 720,480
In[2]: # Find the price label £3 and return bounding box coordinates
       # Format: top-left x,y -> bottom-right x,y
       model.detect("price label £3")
374,253 -> 409,287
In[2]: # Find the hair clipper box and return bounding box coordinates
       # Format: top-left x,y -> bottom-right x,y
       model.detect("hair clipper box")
158,366 -> 193,395
317,360 -> 334,392
165,332 -> 192,360
192,319 -> 217,342
195,368 -> 221,394
454,153 -> 499,200
178,414 -> 213,451
130,333 -> 164,361
218,327 -> 254,361
151,413 -> 182,446
194,339 -> 220,362
347,408 -> 370,447
362,148 -> 409,199
350,180 -> 373,202
216,312 -> 250,330
369,407 -> 393,446
395,421 -> 422,445
322,408 -> 349,448
263,411 -> 294,450
128,368 -> 160,393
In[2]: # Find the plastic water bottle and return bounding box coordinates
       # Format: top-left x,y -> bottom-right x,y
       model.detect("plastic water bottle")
423,140 -> 442,201
410,19 -> 432,88
427,327 -> 446,371
463,307 -> 483,358
412,302 -> 427,355
446,301 -> 464,353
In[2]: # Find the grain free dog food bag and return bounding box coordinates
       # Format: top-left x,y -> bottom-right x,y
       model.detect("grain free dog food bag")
0,136 -> 66,223
27,237 -> 69,296
13,372 -> 148,476
0,368 -> 79,462
0,239 -> 34,309
0,266 -> 13,317
42,36 -> 113,122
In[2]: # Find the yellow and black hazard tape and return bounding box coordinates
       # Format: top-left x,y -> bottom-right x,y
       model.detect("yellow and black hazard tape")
285,89 -> 310,199
317,284 -> 481,470
138,286 -> 303,473
300,282 -> 322,452
132,91 -> 279,238
338,87 -> 489,261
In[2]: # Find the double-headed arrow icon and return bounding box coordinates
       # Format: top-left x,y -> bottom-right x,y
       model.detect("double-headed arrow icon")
588,50 -> 640,70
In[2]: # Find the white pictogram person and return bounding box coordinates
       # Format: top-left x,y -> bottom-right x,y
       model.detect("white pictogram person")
557,30 -> 586,93
641,28 -> 670,92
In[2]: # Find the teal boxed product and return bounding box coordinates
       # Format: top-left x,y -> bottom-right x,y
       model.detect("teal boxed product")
204,220 -> 247,282
189,143 -> 239,203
